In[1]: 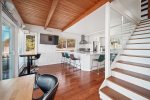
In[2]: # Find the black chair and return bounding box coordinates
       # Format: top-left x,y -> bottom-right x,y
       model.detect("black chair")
33,74 -> 59,100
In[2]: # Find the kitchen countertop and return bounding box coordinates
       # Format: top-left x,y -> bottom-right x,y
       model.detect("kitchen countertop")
56,50 -> 105,55
73,51 -> 105,55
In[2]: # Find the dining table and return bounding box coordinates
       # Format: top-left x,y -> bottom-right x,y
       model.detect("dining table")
20,53 -> 39,74
0,74 -> 35,100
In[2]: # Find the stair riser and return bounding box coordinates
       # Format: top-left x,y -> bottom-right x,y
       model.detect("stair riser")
141,5 -> 148,9
100,91 -> 112,100
137,23 -> 150,28
134,29 -> 150,34
141,0 -> 148,5
126,44 -> 150,49
119,56 -> 150,65
135,26 -> 150,31
112,71 -> 150,90
141,16 -> 148,20
141,18 -> 150,22
128,38 -> 150,43
116,63 -> 150,76
131,33 -> 150,38
123,50 -> 150,56
141,10 -> 148,15
107,80 -> 148,100
139,22 -> 150,26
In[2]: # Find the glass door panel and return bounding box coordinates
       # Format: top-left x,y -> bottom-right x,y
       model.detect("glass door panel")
2,19 -> 15,80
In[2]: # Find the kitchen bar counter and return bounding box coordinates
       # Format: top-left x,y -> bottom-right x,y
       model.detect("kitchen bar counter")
58,51 -> 105,71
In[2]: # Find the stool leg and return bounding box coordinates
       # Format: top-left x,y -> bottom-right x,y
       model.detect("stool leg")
69,58 -> 71,66
62,57 -> 65,74
91,60 -> 94,71
69,59 -> 72,69
79,60 -> 81,70
73,60 -> 76,71
67,58 -> 69,67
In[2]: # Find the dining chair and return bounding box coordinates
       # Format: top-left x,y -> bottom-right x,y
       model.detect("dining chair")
33,74 -> 59,100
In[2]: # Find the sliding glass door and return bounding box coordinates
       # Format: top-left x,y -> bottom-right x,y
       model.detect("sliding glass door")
1,18 -> 15,80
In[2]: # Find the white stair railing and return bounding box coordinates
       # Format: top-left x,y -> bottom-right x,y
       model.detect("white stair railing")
110,22 -> 137,68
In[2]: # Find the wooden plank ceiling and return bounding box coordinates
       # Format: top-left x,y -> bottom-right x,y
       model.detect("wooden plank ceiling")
12,0 -> 110,31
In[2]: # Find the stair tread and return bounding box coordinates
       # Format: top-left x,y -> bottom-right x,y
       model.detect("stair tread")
112,68 -> 150,82
101,86 -> 130,100
140,19 -> 150,23
117,60 -> 150,68
121,54 -> 150,58
108,76 -> 150,99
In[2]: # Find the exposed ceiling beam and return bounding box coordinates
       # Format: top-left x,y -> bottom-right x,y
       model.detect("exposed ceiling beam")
62,0 -> 111,31
44,0 -> 59,29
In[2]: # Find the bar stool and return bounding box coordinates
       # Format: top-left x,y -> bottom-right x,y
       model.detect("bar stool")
64,52 -> 71,66
70,54 -> 81,71
30,53 -> 41,73
91,54 -> 105,74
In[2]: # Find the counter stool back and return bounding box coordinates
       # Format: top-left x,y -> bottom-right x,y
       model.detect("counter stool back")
70,54 -> 81,71
92,54 -> 105,74
64,53 -> 71,65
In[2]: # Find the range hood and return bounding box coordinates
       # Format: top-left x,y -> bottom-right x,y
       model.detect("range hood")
79,35 -> 88,44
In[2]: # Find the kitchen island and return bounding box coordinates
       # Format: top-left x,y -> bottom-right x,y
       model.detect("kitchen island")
61,51 -> 105,71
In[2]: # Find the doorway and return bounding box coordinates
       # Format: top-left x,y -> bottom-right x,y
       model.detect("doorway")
1,18 -> 15,80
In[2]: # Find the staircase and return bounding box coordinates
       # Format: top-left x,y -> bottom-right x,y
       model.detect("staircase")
141,0 -> 149,20
100,19 -> 150,100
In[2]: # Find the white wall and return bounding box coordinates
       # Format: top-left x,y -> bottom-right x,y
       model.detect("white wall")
25,24 -> 80,66
111,0 -> 141,24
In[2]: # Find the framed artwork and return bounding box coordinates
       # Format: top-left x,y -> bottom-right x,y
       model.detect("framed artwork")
67,39 -> 75,48
56,38 -> 75,49
56,38 -> 66,49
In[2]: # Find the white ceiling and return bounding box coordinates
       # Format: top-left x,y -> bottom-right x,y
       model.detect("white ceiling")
64,2 -> 132,35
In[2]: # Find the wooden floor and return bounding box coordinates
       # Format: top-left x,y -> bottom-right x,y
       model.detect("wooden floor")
33,64 -> 105,100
